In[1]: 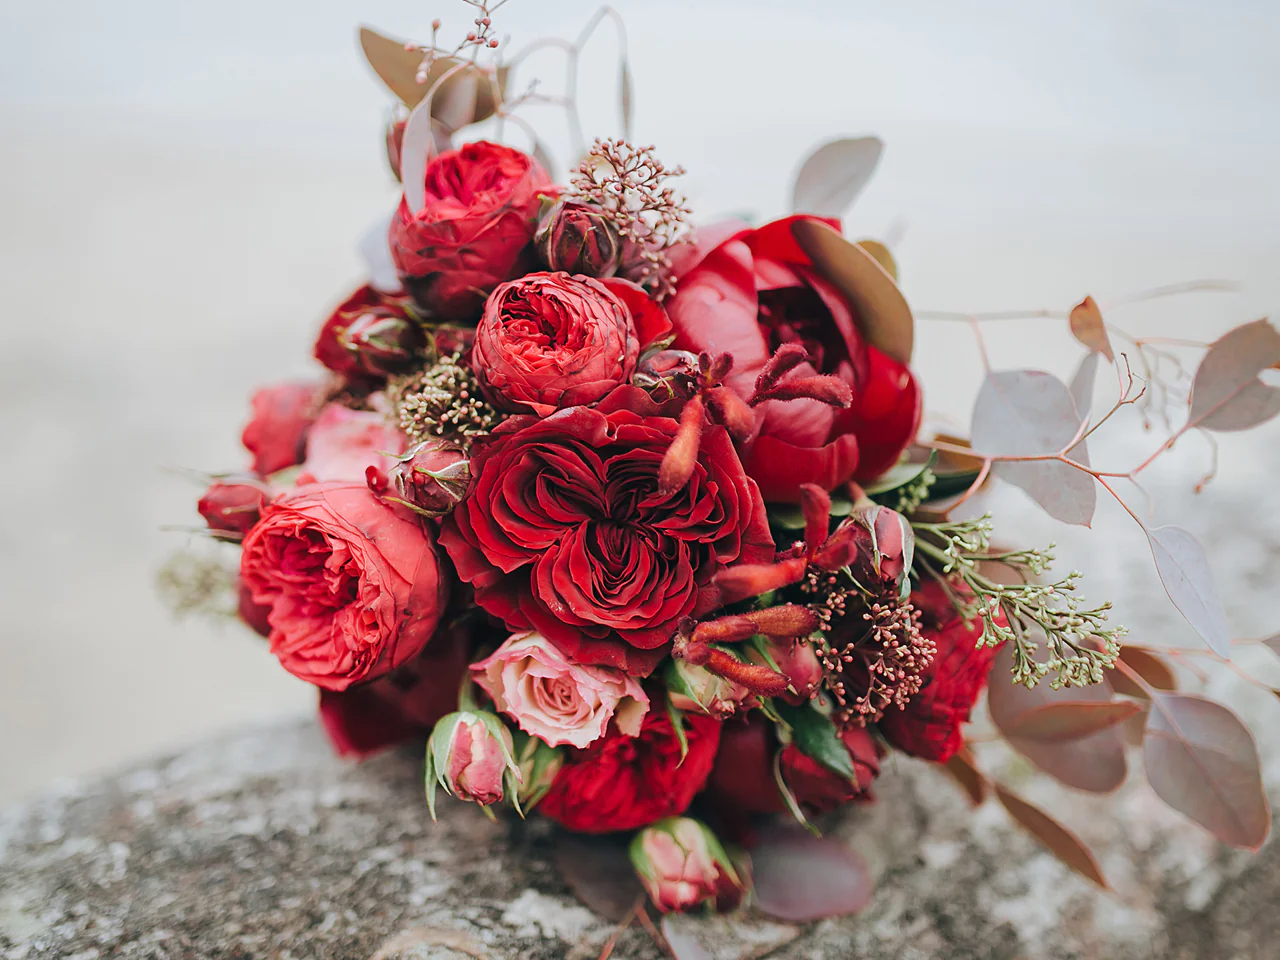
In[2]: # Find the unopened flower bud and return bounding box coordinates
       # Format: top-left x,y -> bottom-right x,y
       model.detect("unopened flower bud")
666,658 -> 752,719
198,482 -> 266,536
849,502 -> 914,598
392,440 -> 471,516
535,200 -> 623,278
746,638 -> 823,705
630,817 -> 745,913
426,711 -> 520,816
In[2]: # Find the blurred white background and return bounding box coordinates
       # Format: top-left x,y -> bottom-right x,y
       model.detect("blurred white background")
1,0 -> 1278,802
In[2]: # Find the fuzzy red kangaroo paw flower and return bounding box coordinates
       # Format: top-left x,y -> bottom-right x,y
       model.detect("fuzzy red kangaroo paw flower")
714,557 -> 809,605
701,648 -> 791,697
799,483 -> 832,554
745,604 -> 820,638
692,615 -> 758,644
658,395 -> 706,497
751,374 -> 853,408
750,343 -> 810,402
705,386 -> 756,445
811,520 -> 860,572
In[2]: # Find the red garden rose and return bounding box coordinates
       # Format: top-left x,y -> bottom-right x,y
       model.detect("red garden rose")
389,141 -> 552,322
318,616 -> 476,758
472,272 -> 671,416
240,381 -> 323,477
878,579 -> 1000,763
239,482 -> 450,691
666,215 -> 922,501
313,284 -> 426,380
198,482 -> 266,536
439,402 -> 773,674
706,713 -> 879,816
540,707 -> 721,833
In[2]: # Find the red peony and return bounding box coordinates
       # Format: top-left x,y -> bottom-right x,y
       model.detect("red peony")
471,272 -> 670,417
439,402 -> 773,674
666,215 -> 921,501
388,141 -> 552,322
239,482 -> 450,691
878,579 -> 999,763
540,708 -> 721,833
318,617 -> 475,758
240,381 -> 323,477
706,713 -> 879,815
313,284 -> 426,380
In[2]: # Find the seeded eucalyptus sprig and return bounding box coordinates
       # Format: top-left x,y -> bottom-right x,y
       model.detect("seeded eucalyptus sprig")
912,514 -> 1126,689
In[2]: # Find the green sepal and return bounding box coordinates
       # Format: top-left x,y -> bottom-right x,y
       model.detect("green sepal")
772,748 -> 819,836
666,698 -> 690,765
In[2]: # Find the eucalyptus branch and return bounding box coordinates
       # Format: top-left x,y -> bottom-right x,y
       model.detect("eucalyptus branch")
913,516 -> 1126,688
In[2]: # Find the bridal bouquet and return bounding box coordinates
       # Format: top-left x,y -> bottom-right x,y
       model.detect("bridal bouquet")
177,1 -> 1280,926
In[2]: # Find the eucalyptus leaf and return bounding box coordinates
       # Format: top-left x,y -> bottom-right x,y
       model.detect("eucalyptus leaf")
995,784 -> 1109,888
790,137 -> 883,219
1146,525 -> 1230,657
1144,692 -> 1270,849
1188,319 -> 1280,432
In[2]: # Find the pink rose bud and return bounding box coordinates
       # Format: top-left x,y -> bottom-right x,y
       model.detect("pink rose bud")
665,659 -> 752,719
747,638 -> 824,705
198,482 -> 266,536
535,200 -> 623,278
630,817 -> 745,913
393,440 -> 471,517
839,502 -> 915,599
426,711 -> 520,817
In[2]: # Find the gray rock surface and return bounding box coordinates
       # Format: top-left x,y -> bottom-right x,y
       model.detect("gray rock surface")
3,708 -> 1279,960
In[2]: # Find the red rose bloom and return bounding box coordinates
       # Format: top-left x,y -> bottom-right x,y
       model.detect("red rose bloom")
706,713 -> 879,816
439,402 -> 773,674
540,708 -> 721,833
198,482 -> 266,535
472,272 -> 671,417
878,579 -> 1000,763
666,215 -> 922,501
313,284 -> 426,380
240,482 -> 450,691
389,141 -> 552,321
318,617 -> 477,758
240,381 -> 322,477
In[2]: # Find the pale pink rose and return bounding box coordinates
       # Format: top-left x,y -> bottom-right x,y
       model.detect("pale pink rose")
471,631 -> 649,748
299,402 -> 405,483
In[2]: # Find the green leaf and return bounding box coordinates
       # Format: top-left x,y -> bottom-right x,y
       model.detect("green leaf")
666,699 -> 690,764
864,452 -> 936,496
927,467 -> 984,500
770,504 -> 807,530
774,701 -> 856,781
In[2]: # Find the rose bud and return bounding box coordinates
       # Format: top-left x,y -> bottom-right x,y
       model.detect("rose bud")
392,440 -> 471,517
665,658 -> 752,719
240,381 -> 323,478
425,710 -> 521,818
630,817 -> 745,913
839,502 -> 915,599
313,285 -> 427,381
535,200 -> 623,278
745,638 -> 823,705
198,482 -> 266,536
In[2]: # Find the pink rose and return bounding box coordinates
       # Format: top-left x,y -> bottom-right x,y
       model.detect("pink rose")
240,381 -> 323,477
471,632 -> 649,748
239,482 -> 449,691
298,402 -> 406,484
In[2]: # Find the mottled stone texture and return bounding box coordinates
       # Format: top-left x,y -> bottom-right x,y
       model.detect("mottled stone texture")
1,713 -> 1278,960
